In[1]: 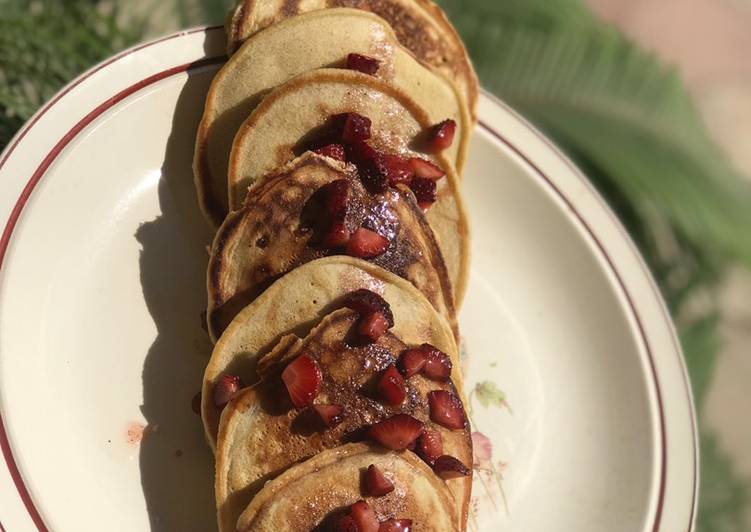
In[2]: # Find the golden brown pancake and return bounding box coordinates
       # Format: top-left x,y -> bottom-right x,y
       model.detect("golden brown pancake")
215,309 -> 472,531
207,152 -> 457,342
194,8 -> 471,228
228,69 -> 471,304
202,256 -> 460,448
236,444 -> 460,531
225,0 -> 479,119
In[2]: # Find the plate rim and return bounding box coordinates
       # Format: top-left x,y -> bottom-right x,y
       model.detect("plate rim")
0,26 -> 697,532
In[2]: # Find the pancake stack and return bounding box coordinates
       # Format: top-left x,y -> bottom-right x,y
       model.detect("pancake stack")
193,2 -> 478,530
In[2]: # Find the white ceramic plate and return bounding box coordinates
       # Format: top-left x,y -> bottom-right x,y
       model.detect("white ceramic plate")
0,27 -> 697,532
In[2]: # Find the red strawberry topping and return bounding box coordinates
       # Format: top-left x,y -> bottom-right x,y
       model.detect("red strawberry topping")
282,354 -> 323,408
428,390 -> 467,430
421,345 -> 452,382
350,500 -> 379,532
369,414 -> 424,450
333,113 -> 372,143
213,375 -> 244,409
408,158 -> 446,180
375,153 -> 415,186
331,514 -> 359,532
314,404 -> 345,428
323,221 -> 352,248
397,348 -> 427,378
432,455 -> 470,479
315,143 -> 347,161
410,177 -> 437,211
379,519 -> 413,532
342,290 -> 395,328
346,140 -> 378,164
357,311 -> 390,343
364,464 -> 395,497
376,365 -> 407,405
346,53 -> 381,75
415,430 -> 443,464
321,179 -> 350,221
427,119 -> 457,152
346,227 -> 389,258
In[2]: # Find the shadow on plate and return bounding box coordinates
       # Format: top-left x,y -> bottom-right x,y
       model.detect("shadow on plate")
135,39 -> 225,531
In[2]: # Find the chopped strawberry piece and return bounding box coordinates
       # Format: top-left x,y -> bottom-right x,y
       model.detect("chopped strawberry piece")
397,348 -> 427,378
314,404 -> 345,428
364,464 -> 395,497
376,365 -> 407,405
427,119 -> 457,152
331,514 -> 359,532
378,519 -> 413,532
346,140 -> 378,164
346,53 -> 381,75
410,177 -> 437,211
333,112 -> 372,143
321,179 -> 350,221
432,455 -> 470,479
282,354 -> 323,408
213,375 -> 244,409
323,221 -> 352,248
358,159 -> 389,193
369,414 -> 424,450
342,290 -> 394,328
358,311 -> 390,343
415,430 -> 443,464
346,227 -> 389,258
315,143 -> 347,161
408,158 -> 445,180
421,345 -> 452,382
373,153 -> 415,186
428,390 -> 467,430
350,500 -> 380,532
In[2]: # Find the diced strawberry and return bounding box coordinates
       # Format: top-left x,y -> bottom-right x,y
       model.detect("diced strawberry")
415,430 -> 443,464
374,153 -> 415,186
358,311 -> 390,343
191,391 -> 202,415
323,221 -> 352,248
410,177 -> 437,211
350,500 -> 380,532
428,390 -> 467,430
376,365 -> 407,405
346,140 -> 378,164
342,290 -> 395,328
321,179 -> 350,221
421,345 -> 452,382
358,159 -> 389,193
408,158 -> 446,180
332,112 -> 372,143
331,514 -> 359,532
346,53 -> 381,75
315,143 -> 347,161
346,227 -> 389,258
213,375 -> 244,409
427,119 -> 457,152
364,464 -> 395,497
397,348 -> 427,378
369,414 -> 424,450
314,404 -> 345,428
282,354 -> 323,408
378,519 -> 413,532
432,455 -> 470,479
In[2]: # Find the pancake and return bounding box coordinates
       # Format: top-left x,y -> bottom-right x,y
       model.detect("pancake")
195,8 -> 471,228
202,256 -> 460,447
235,443 -> 459,531
224,0 -> 479,119
207,152 -> 456,343
228,69 -> 470,302
215,309 -> 472,531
